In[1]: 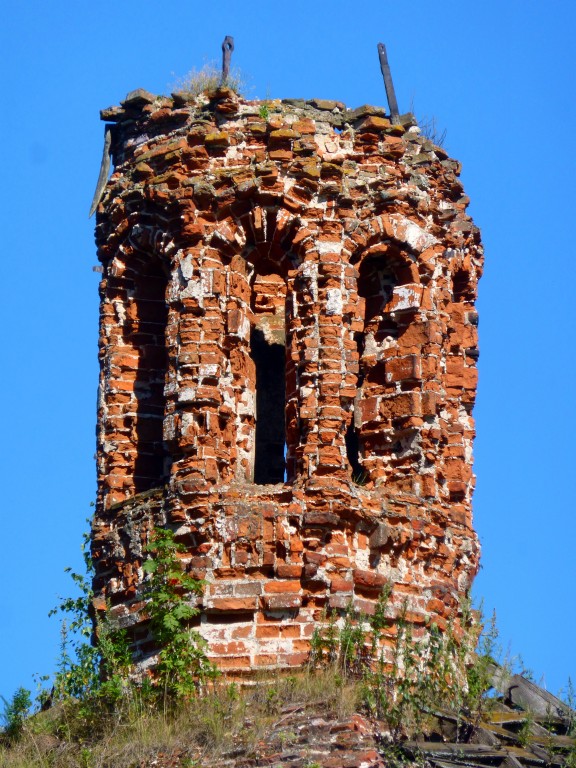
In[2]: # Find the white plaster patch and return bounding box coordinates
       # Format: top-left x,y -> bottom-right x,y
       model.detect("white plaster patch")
112,299 -> 126,325
390,284 -> 422,312
432,263 -> 443,280
316,240 -> 343,255
389,214 -> 439,252
180,412 -> 195,436
180,267 -> 212,301
301,261 -> 318,279
299,261 -> 318,301
180,279 -> 205,301
178,387 -> 197,403
363,332 -> 377,357
221,385 -> 236,411
238,314 -> 251,340
457,405 -> 473,429
236,389 -> 255,416
325,288 -> 343,316
199,364 -> 220,378
162,414 -> 176,442
225,145 -> 240,160
179,253 -> 195,281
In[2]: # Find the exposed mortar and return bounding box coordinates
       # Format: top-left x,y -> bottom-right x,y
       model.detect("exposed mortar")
92,85 -> 483,674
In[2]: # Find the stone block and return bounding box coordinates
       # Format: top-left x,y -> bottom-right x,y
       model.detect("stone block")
369,522 -> 390,549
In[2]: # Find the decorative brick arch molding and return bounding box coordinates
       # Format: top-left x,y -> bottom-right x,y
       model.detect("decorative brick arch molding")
92,88 -> 483,673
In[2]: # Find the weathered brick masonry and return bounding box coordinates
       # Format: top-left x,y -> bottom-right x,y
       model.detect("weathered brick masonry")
92,86 -> 483,673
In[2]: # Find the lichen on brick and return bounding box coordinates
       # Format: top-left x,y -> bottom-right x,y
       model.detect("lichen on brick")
92,91 -> 483,676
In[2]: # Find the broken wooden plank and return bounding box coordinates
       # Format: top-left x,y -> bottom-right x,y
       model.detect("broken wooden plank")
403,741 -> 503,756
469,725 -> 502,746
490,665 -> 573,719
501,756 -> 524,768
429,761 -> 497,768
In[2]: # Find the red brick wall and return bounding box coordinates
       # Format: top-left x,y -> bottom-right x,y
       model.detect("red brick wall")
92,88 -> 482,674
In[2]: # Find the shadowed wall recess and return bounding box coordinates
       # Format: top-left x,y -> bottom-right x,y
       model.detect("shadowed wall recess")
92,85 -> 483,675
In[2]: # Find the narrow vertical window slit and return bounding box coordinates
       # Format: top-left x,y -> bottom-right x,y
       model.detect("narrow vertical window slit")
251,327 -> 286,484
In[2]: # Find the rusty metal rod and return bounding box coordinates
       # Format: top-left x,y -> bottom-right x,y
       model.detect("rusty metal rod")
377,42 -> 400,124
221,35 -> 234,86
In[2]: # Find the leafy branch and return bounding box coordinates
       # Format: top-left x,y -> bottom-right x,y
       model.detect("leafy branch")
142,528 -> 219,701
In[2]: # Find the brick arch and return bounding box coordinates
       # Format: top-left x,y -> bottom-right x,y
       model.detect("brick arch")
187,201 -> 449,487
96,224 -> 173,510
92,94 -> 484,673
170,196 -> 402,486
346,214 -> 436,268
96,181 -> 451,502
96,190 -> 218,510
311,216 -> 441,490
164,201 -> 317,491
97,190 -> 308,498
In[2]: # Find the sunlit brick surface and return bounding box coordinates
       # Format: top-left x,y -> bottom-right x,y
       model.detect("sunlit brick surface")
92,88 -> 483,673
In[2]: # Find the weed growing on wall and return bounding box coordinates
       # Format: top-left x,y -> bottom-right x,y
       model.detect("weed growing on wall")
48,526 -> 131,704
171,62 -> 244,98
142,527 -> 219,701
310,589 -> 487,742
0,524 -> 220,760
7,522 -> 218,735
418,114 -> 447,147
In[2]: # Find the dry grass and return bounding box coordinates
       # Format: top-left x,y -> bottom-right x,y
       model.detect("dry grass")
171,62 -> 244,99
0,668 -> 359,768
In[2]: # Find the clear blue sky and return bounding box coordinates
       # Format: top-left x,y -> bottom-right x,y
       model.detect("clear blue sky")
1,0 -> 575,704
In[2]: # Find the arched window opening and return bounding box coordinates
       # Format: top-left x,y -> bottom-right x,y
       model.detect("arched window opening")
126,256 -> 169,492
359,260 -> 399,343
232,207 -> 300,484
247,269 -> 288,485
452,268 -> 474,303
345,331 -> 365,480
346,259 -> 401,480
250,326 -> 286,484
345,421 -> 362,479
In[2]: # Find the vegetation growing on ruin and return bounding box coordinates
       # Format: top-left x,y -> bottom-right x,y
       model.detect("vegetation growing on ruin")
1,527 -> 574,767
141,528 -> 219,701
171,62 -> 244,98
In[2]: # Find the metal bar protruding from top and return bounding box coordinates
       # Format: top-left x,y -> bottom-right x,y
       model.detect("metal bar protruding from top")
221,35 -> 234,86
377,42 -> 400,124
89,124 -> 113,218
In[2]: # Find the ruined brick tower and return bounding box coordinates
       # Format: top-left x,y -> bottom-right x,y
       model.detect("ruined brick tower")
92,85 -> 482,673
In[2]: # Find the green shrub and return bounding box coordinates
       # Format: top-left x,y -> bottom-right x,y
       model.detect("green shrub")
142,527 -> 219,701
1,688 -> 31,743
49,526 -> 131,705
